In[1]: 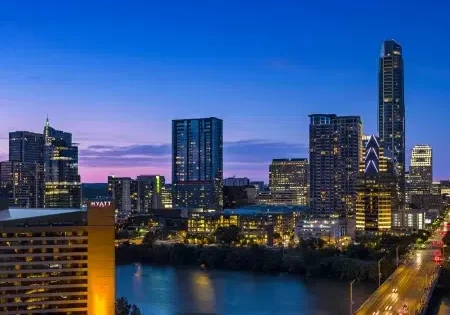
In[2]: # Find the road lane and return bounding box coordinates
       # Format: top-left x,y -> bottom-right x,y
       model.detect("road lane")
356,228 -> 444,315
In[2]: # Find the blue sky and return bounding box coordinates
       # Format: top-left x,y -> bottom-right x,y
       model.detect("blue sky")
0,0 -> 449,182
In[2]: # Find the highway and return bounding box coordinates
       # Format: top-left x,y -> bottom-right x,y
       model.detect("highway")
355,224 -> 445,315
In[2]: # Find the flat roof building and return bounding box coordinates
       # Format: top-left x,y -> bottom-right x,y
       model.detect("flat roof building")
0,201 -> 115,315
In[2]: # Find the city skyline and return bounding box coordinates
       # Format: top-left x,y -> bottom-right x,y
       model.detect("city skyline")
1,1 -> 450,182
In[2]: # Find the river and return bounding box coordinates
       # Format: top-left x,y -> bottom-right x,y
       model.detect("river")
116,264 -> 377,315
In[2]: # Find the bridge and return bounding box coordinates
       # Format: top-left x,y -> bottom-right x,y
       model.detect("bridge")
354,222 -> 445,315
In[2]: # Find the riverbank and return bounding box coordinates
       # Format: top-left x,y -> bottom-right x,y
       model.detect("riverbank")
116,243 -> 397,283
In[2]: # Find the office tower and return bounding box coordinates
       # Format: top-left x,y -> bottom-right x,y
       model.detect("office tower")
378,40 -> 405,205
44,118 -> 81,208
9,131 -> 45,163
137,175 -> 165,211
0,161 -> 45,207
107,176 -> 138,215
223,176 -> 250,187
356,135 -> 397,232
2,131 -> 45,207
0,201 -> 115,315
309,114 -> 362,216
172,117 -> 223,210
408,145 -> 432,199
269,158 -> 309,205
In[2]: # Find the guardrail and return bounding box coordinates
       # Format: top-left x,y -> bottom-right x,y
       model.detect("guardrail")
418,266 -> 441,315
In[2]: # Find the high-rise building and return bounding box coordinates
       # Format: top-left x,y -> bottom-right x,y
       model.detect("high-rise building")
269,158 -> 309,205
44,118 -> 81,208
137,175 -> 165,211
309,114 -> 362,216
9,131 -> 45,164
0,161 -> 45,207
223,176 -> 250,187
356,135 -> 397,232
378,40 -> 405,205
2,131 -> 45,207
250,181 -> 265,192
108,175 -> 166,214
0,201 -> 115,315
407,145 -> 433,202
107,176 -> 138,215
161,184 -> 173,209
172,117 -> 223,210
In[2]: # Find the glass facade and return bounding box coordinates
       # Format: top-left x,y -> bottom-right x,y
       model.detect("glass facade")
378,40 -> 405,206
172,117 -> 223,210
2,131 -> 46,208
407,145 -> 433,203
44,120 -> 81,208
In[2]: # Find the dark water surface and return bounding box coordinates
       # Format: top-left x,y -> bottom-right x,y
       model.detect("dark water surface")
116,264 -> 377,315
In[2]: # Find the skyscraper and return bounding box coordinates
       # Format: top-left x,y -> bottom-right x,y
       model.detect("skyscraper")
0,131 -> 45,207
107,176 -> 138,215
172,117 -> 223,210
269,158 -> 309,205
309,114 -> 362,216
9,131 -> 45,164
137,175 -> 165,211
44,118 -> 81,208
356,135 -> 397,232
407,145 -> 433,204
378,40 -> 405,205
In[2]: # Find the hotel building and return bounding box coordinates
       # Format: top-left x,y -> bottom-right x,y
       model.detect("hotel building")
0,201 -> 115,315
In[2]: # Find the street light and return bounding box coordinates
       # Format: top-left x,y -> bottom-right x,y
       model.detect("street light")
378,258 -> 383,288
396,246 -> 400,268
350,279 -> 355,315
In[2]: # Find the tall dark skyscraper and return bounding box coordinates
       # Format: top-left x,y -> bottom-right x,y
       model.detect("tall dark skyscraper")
172,117 -> 223,210
0,131 -> 45,207
309,114 -> 362,216
378,40 -> 405,205
9,131 -> 45,164
44,118 -> 81,208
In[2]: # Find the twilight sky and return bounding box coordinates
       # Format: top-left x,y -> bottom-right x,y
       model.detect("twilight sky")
0,1 -> 449,183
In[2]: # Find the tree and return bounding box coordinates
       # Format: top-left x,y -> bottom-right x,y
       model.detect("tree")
215,225 -> 240,245
115,297 -> 141,315
142,231 -> 155,246
131,304 -> 142,315
115,297 -> 131,315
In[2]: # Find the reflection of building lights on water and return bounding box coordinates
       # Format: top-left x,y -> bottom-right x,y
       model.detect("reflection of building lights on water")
134,263 -> 143,277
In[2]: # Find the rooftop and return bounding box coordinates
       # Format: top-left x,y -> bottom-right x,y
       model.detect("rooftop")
0,208 -> 85,222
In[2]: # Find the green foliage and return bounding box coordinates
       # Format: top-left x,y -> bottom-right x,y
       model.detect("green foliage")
116,242 -> 396,283
214,225 -> 241,245
115,297 -> 141,315
142,231 -> 155,246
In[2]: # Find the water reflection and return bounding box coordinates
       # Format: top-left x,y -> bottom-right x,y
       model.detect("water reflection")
116,265 -> 376,315
189,271 -> 215,313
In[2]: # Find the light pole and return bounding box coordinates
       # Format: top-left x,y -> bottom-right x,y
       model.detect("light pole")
396,246 -> 400,268
350,279 -> 355,315
378,258 -> 383,288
